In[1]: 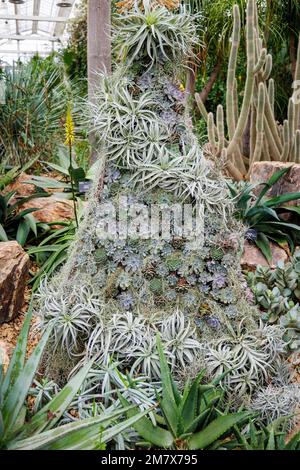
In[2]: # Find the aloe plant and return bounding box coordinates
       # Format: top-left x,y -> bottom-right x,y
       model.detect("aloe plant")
0,190 -> 50,246
0,302 -> 148,450
121,336 -> 250,449
232,419 -> 300,450
229,167 -> 300,262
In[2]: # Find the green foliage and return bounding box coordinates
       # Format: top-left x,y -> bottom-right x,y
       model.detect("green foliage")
121,336 -> 250,449
0,302 -> 147,450
0,190 -> 50,246
248,251 -> 300,350
229,167 -> 300,263
232,419 -> 300,450
0,59 -> 68,166
28,202 -> 84,291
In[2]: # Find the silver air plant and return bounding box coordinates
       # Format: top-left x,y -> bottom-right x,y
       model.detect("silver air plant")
113,1 -> 199,67
204,319 -> 286,398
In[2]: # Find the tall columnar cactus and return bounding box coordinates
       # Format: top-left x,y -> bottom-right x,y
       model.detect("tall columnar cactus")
195,0 -> 300,180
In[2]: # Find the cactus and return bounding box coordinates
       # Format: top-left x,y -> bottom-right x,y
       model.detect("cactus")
195,0 -> 300,180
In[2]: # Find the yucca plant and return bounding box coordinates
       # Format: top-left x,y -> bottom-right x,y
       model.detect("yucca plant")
0,190 -> 50,246
0,61 -> 68,167
228,167 -> 300,262
121,335 -> 250,449
0,302 -> 149,450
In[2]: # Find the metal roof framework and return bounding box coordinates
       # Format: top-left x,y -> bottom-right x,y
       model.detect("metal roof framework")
0,0 -> 77,64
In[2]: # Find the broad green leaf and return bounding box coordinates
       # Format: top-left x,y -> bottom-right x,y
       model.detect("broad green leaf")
1,302 -> 34,399
255,167 -> 291,205
265,192 -> 300,207
120,395 -> 173,448
18,359 -> 95,439
255,233 -> 272,263
2,325 -> 52,438
188,412 -> 249,450
0,224 -> 8,241
10,406 -> 147,450
16,219 -> 30,246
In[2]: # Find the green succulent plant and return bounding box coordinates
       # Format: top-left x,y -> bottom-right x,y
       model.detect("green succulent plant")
232,419 -> 300,450
0,190 -> 50,246
248,252 -> 300,350
121,335 -> 250,450
229,167 -> 300,263
0,302 -> 148,450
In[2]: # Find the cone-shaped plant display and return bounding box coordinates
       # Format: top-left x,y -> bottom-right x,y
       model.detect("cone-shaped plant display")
31,0 -> 299,448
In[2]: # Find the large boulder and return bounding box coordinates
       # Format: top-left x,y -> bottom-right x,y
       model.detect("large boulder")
21,196 -> 75,228
0,241 -> 30,323
250,161 -> 300,204
241,240 -> 288,271
2,172 -> 36,198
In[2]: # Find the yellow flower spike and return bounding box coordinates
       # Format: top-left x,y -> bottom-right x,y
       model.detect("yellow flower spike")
65,103 -> 75,147
179,83 -> 185,92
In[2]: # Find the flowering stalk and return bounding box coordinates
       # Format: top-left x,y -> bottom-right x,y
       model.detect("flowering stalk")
65,103 -> 79,228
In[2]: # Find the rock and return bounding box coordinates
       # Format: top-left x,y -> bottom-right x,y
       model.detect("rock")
250,161 -> 300,205
21,196 -> 75,228
0,340 -> 11,373
0,241 -> 30,323
241,240 -> 288,271
2,172 -> 36,198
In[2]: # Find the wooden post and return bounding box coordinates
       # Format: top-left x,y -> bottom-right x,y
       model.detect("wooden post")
88,0 -> 111,164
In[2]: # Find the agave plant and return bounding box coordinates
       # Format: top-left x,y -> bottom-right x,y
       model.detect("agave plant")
121,335 -> 250,449
113,1 -> 198,67
228,167 -> 300,262
0,303 -> 148,450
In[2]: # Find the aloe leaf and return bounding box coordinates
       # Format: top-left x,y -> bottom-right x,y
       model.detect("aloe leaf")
255,167 -> 291,205
18,359 -> 95,439
119,395 -> 173,448
10,407 -> 148,450
1,302 -> 33,399
0,224 -> 8,241
255,233 -> 272,263
188,412 -> 250,450
265,192 -> 300,207
2,325 -> 52,438
16,219 -> 30,246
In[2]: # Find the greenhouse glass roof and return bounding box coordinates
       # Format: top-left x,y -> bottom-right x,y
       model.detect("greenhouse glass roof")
0,0 -> 77,64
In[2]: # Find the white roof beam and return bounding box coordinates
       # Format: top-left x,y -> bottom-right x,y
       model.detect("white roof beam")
0,15 -> 69,23
32,0 -> 41,34
0,35 -> 60,42
54,0 -> 76,38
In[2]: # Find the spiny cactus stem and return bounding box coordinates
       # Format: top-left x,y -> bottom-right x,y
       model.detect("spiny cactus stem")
281,120 -> 290,162
264,116 -> 282,161
264,92 -> 283,153
249,82 -> 265,173
217,105 -> 225,153
226,4 -> 241,140
227,0 -> 256,158
268,78 -> 275,115
294,130 -> 300,163
208,112 -> 217,150
253,48 -> 267,74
